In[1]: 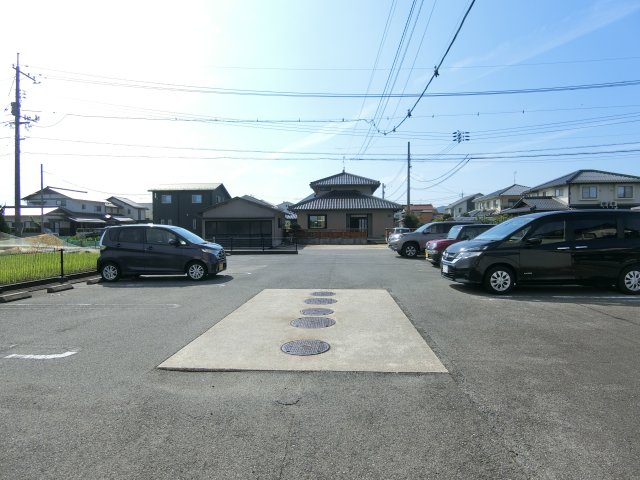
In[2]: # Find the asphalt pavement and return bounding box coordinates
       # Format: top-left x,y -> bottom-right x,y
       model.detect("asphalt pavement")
1,245 -> 638,479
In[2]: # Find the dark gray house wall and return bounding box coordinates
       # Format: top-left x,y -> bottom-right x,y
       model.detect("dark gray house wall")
150,184 -> 231,233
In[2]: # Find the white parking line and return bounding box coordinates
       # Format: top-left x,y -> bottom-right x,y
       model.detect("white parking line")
0,303 -> 180,309
5,351 -> 77,360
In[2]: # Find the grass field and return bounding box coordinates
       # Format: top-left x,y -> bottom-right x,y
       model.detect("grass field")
0,250 -> 99,285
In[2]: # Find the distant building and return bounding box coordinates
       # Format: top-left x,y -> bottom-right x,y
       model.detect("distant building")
407,203 -> 435,224
444,193 -> 483,218
292,171 -> 402,241
149,183 -> 231,233
8,186 -> 143,235
522,170 -> 640,210
474,184 -> 530,215
201,195 -> 286,248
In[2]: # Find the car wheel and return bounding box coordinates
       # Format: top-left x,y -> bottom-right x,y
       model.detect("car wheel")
618,265 -> 640,294
401,243 -> 419,258
186,261 -> 208,281
100,262 -> 121,282
484,265 -> 515,294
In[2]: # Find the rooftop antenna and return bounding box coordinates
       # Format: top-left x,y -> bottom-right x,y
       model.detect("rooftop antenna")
513,171 -> 517,184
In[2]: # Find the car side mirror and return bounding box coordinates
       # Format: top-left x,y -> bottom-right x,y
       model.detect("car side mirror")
168,239 -> 179,246
461,235 -> 470,241
525,237 -> 542,246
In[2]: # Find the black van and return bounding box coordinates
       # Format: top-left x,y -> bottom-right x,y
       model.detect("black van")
97,224 -> 226,282
440,210 -> 640,294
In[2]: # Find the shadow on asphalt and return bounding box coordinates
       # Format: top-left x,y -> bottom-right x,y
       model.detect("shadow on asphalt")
446,283 -> 639,306
97,273 -> 234,288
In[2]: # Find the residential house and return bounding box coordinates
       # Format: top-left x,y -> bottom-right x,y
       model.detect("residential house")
291,171 -> 403,241
149,183 -> 231,233
407,203 -> 435,224
501,196 -> 570,215
276,201 -> 298,229
522,170 -> 640,210
444,193 -> 483,218
201,195 -> 286,248
16,186 -> 131,235
474,184 -> 530,215
107,196 -> 149,222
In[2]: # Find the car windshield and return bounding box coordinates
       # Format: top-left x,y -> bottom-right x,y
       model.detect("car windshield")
474,217 -> 536,241
446,225 -> 463,239
172,226 -> 207,244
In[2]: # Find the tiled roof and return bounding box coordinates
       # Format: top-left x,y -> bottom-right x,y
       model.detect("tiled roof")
525,170 -> 640,193
292,190 -> 402,211
501,196 -> 569,214
23,187 -> 106,203
445,193 -> 483,209
475,184 -> 529,201
148,183 -> 222,191
310,172 -> 380,188
109,196 -> 148,209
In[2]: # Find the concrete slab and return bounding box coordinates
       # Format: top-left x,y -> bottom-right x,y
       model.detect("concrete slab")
159,289 -> 447,373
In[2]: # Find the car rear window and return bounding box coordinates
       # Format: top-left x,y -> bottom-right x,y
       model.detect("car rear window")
115,227 -> 144,243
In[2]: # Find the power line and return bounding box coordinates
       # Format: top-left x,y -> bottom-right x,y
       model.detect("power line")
384,0 -> 477,134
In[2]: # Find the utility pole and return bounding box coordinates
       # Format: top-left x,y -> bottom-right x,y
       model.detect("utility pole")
11,53 -> 39,236
406,142 -> 411,217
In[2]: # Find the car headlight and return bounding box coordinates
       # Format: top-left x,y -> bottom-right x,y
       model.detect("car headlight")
455,250 -> 484,260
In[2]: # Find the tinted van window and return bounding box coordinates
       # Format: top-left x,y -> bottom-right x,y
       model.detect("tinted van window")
624,216 -> 640,239
570,219 -> 617,241
528,220 -> 565,244
117,227 -> 144,243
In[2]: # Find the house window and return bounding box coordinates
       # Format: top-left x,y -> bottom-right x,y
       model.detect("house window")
161,194 -> 172,204
216,195 -> 223,203
308,214 -> 327,229
56,199 -> 66,206
555,188 -> 562,196
127,208 -> 131,214
94,206 -> 102,212
617,186 -> 633,199
192,194 -> 202,204
193,219 -> 197,230
581,186 -> 598,199
167,219 -> 173,225
81,204 -> 86,210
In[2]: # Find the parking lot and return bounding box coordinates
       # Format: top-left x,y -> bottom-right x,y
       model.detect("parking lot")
1,245 -> 638,479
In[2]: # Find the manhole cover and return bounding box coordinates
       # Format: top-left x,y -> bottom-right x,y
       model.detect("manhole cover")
311,291 -> 336,297
301,308 -> 334,316
281,340 -> 331,356
290,317 -> 336,328
304,297 -> 337,305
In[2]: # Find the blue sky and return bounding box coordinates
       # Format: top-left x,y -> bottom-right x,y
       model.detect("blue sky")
1,0 -> 639,209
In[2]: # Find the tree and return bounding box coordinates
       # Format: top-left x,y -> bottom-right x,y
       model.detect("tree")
403,211 -> 420,229
0,206 -> 10,234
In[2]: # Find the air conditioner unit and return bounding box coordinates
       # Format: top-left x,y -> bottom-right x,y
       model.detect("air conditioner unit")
609,201 -> 617,208
600,201 -> 608,208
